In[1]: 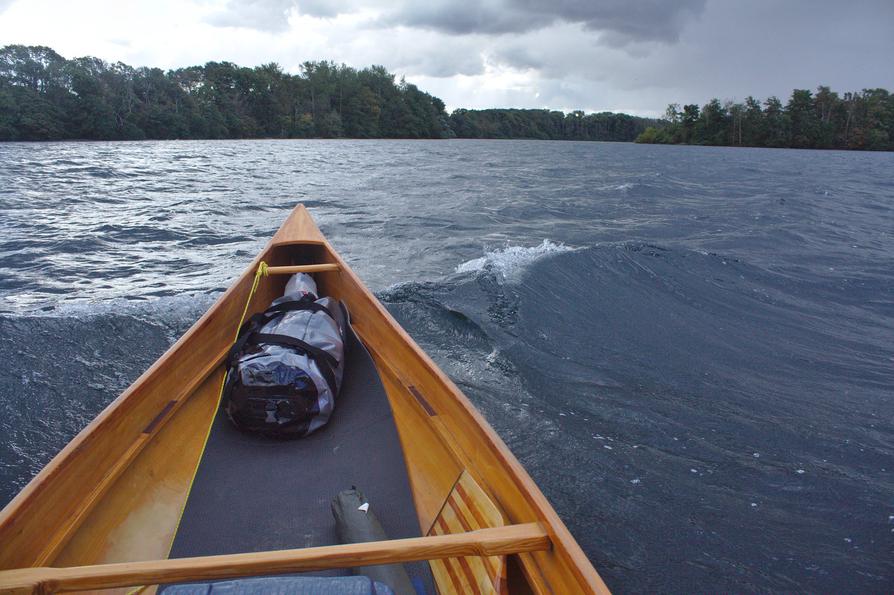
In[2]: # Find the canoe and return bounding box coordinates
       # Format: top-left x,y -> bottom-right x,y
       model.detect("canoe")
0,205 -> 610,594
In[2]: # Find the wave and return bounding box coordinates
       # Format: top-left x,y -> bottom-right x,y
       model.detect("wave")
0,293 -> 214,501
393,241 -> 892,409
380,241 -> 894,589
454,239 -> 573,282
602,182 -> 636,191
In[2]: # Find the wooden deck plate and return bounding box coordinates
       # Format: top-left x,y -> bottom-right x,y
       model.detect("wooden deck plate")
428,471 -> 509,595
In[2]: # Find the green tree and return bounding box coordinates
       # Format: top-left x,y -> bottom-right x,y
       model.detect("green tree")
741,96 -> 765,146
787,89 -> 819,148
763,96 -> 790,147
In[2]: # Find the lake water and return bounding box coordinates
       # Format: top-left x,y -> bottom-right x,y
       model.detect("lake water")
1,139 -> 892,592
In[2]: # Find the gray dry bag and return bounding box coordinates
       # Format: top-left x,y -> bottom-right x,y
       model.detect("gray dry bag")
223,273 -> 346,438
331,489 -> 416,595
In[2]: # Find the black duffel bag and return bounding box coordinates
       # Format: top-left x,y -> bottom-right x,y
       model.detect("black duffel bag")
222,273 -> 346,438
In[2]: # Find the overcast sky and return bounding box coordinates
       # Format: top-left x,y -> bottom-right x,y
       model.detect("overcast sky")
1,0 -> 891,116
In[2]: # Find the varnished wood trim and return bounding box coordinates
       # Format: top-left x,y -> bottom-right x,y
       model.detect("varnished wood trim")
455,554 -> 483,595
0,524 -> 549,594
265,264 -> 340,275
429,471 -> 509,594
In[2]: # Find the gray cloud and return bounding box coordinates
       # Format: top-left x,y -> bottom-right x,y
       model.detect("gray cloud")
383,1 -> 543,35
399,52 -> 484,78
517,0 -> 705,43
344,30 -> 487,78
208,0 -> 360,31
209,0 -> 707,46
492,44 -> 545,71
381,0 -> 706,44
208,0 -> 296,32
162,0 -> 894,113
293,0 -> 349,18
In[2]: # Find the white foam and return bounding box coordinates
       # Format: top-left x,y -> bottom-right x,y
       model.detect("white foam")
8,293 -> 218,343
21,292 -> 217,322
455,240 -> 573,282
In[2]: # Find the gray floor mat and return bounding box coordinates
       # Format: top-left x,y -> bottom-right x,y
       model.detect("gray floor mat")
168,304 -> 434,593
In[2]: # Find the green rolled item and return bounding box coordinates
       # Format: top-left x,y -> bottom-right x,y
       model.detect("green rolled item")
331,488 -> 416,595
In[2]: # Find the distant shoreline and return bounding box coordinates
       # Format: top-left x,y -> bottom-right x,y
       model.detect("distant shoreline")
0,136 -> 642,143
1,45 -> 655,143
3,45 -> 889,150
1,138 -> 890,152
635,88 -> 893,152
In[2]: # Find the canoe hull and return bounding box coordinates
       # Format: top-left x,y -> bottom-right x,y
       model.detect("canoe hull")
0,206 -> 609,594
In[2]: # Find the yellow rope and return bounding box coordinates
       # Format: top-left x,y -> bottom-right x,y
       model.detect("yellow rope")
147,260 -> 270,591
235,261 -> 268,341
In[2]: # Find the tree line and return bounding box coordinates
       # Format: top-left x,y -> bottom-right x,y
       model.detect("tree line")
0,45 -> 660,143
0,45 -> 448,140
449,108 -> 659,142
636,87 -> 894,151
5,46 -> 888,149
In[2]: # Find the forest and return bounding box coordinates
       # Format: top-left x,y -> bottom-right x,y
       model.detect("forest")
0,45 -> 448,140
636,88 -> 894,151
3,45 -> 888,149
0,45 -> 656,142
449,108 -> 658,142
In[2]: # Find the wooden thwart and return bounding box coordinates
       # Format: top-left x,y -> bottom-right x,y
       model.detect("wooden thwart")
0,523 -> 549,594
265,263 -> 340,275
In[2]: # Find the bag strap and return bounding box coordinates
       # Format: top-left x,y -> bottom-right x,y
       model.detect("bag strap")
264,299 -> 335,320
246,332 -> 339,395
225,295 -> 341,395
225,330 -> 339,397
229,296 -> 336,357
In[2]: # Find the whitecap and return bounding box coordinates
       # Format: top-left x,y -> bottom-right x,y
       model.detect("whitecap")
455,240 -> 573,282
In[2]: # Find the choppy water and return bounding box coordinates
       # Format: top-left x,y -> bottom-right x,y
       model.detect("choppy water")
1,140 -> 892,592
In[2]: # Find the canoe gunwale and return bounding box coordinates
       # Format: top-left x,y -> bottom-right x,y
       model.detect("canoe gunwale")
0,237 -> 274,568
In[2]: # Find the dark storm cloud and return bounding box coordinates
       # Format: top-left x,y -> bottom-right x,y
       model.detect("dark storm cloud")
385,2 -> 543,35
384,0 -> 706,43
493,44 -> 545,71
209,0 -> 707,45
520,0 -> 705,43
198,0 -> 892,112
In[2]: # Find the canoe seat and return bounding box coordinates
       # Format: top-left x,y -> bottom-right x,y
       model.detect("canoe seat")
427,471 -> 509,595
